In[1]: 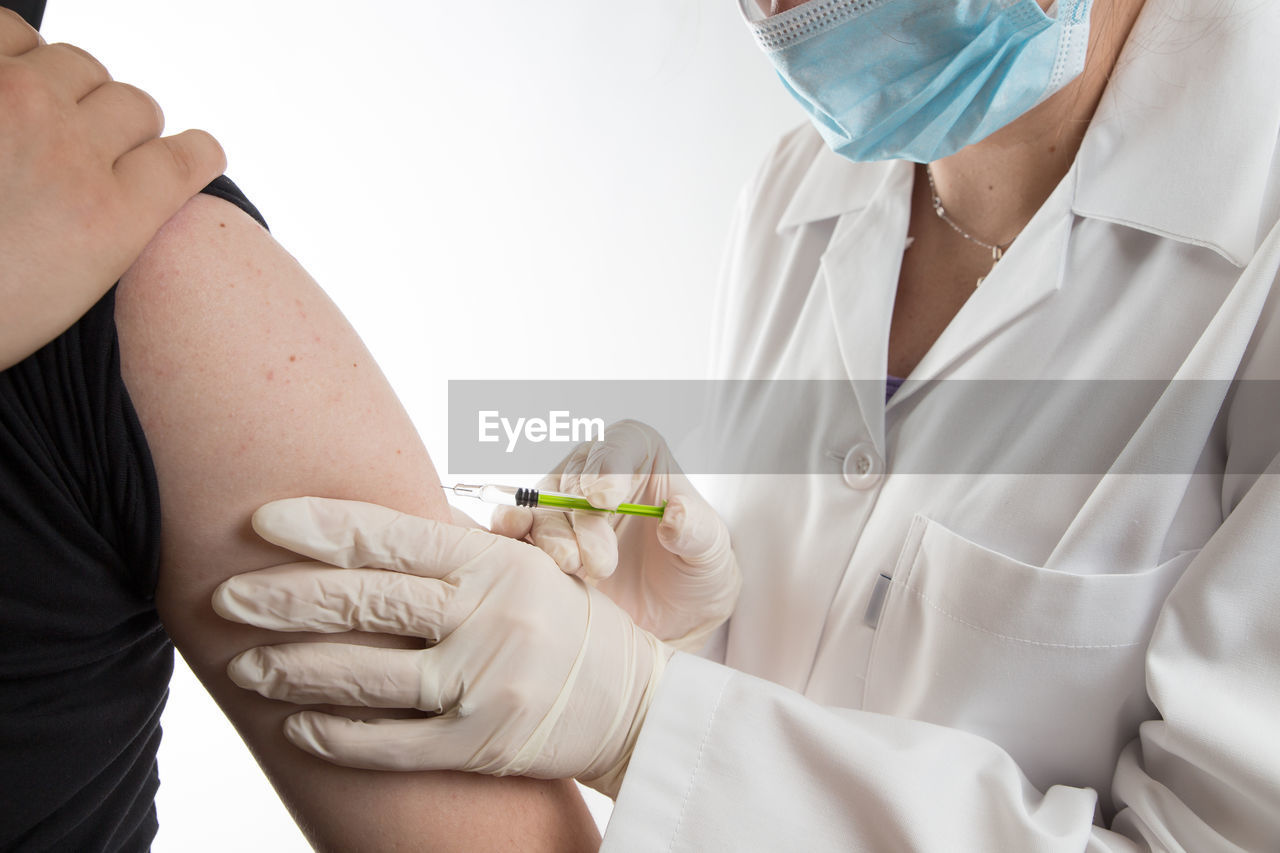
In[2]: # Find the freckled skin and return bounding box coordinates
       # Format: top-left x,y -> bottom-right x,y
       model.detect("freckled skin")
118,194 -> 600,851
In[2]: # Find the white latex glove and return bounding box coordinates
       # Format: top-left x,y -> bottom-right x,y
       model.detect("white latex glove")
214,497 -> 672,799
492,419 -> 740,652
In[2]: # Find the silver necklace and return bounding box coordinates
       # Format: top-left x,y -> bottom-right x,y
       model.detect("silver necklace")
925,164 -> 1012,287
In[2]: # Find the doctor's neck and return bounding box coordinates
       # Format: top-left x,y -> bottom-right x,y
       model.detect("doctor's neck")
926,0 -> 1148,249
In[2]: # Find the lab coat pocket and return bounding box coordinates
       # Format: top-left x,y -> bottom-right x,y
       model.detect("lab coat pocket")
863,515 -> 1197,802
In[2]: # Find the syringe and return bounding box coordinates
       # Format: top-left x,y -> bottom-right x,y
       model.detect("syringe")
444,483 -> 666,518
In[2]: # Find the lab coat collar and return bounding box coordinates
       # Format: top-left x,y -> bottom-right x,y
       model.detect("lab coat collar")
1073,0 -> 1280,268
777,146 -> 895,233
774,0 -> 1280,267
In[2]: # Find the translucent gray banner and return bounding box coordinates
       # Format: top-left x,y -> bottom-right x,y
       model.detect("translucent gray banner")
447,380 -> 1279,476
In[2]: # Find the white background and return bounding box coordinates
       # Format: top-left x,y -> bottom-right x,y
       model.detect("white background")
41,1 -> 798,848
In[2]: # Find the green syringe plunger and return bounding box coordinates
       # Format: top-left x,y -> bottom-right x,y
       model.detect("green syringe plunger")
444,483 -> 665,518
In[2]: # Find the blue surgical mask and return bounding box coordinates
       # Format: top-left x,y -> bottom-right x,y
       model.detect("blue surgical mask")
740,0 -> 1093,163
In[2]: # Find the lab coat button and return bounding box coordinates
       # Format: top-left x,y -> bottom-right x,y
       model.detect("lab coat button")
842,443 -> 883,490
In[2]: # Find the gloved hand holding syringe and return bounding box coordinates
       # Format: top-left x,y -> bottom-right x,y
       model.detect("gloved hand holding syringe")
487,420 -> 742,653
444,482 -> 667,518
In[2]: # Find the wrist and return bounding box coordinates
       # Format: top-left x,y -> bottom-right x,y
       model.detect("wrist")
578,604 -> 673,798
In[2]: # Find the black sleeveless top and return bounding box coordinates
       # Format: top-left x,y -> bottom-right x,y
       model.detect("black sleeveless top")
0,176 -> 266,850
5,0 -> 45,28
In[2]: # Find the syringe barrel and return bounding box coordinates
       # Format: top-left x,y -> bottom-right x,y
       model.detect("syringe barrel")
477,484 -> 520,506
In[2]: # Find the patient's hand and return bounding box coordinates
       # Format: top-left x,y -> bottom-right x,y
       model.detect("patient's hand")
0,8 -> 224,368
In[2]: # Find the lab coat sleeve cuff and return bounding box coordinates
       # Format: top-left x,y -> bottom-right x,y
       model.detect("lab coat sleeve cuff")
602,651 -> 733,852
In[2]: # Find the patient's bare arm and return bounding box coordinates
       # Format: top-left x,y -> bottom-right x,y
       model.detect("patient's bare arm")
115,193 -> 600,852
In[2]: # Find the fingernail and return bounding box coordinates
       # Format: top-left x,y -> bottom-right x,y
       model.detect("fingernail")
490,506 -> 531,538
250,500 -> 289,537
283,713 -> 325,755
580,474 -> 628,510
546,537 -> 583,575
579,537 -> 618,580
226,648 -> 267,689
211,578 -> 251,622
657,500 -> 686,546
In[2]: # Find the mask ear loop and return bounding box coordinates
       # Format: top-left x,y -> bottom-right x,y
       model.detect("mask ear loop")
738,0 -> 770,24
1046,0 -> 1095,93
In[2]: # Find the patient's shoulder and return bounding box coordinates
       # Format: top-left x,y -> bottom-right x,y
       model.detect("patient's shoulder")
116,187 -> 444,577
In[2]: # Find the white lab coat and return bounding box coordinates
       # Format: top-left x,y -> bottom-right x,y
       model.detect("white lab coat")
603,0 -> 1280,850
